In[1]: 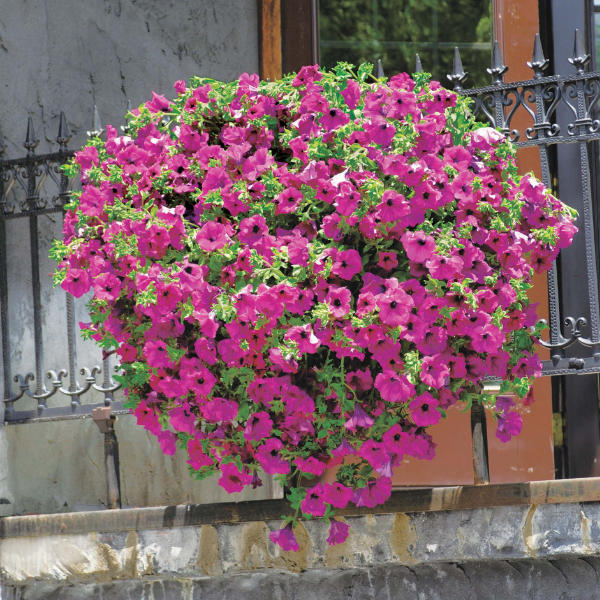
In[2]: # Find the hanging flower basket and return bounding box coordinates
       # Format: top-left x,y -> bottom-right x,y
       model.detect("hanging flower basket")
55,63 -> 576,551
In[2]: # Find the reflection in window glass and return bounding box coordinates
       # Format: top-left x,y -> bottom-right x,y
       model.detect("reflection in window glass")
318,0 -> 493,88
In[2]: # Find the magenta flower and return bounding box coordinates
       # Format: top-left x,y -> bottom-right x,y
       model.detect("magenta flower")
409,392 -> 441,427
421,356 -> 450,388
375,372 -> 415,403
255,439 -> 290,474
471,324 -> 504,354
365,117 -> 396,147
270,523 -> 300,552
244,411 -> 273,441
74,146 -> 99,172
238,214 -> 268,245
275,188 -> 303,215
294,456 -> 326,476
376,190 -> 409,222
144,340 -> 176,369
345,368 -> 374,392
218,462 -> 253,493
62,269 -> 91,298
157,430 -> 177,456
344,404 -> 375,431
331,436 -> 355,458
332,249 -> 362,280
382,424 -> 409,454
285,324 -> 321,354
322,482 -> 353,508
170,403 -> 197,435
301,483 -> 326,516
319,107 -> 350,131
496,410 -> 523,443
352,477 -> 392,508
326,286 -> 351,318
196,222 -> 229,252
187,437 -> 213,470
377,288 -> 413,327
145,91 -> 172,113
288,236 -> 309,266
401,230 -> 436,263
378,252 -> 398,271
326,520 -> 350,546
134,401 -> 161,435
201,397 -> 238,423
426,254 -> 463,280
341,79 -> 360,109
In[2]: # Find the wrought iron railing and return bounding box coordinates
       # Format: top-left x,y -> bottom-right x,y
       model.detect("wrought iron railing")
0,109 -> 123,425
448,31 -> 600,376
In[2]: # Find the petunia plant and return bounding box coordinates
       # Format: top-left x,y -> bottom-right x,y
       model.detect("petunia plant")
53,63 -> 576,551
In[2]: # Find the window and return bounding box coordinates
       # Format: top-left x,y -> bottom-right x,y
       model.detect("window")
318,0 -> 493,88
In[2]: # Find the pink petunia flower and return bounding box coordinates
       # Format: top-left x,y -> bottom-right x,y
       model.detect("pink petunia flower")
409,392 -> 441,427
401,230 -> 436,263
322,482 -> 353,508
376,190 -> 409,222
326,520 -> 350,546
377,288 -> 413,327
378,252 -> 398,271
238,215 -> 268,245
255,438 -> 290,474
326,286 -> 352,318
294,455 -> 327,476
270,523 -> 299,552
62,269 -> 91,298
352,477 -> 392,508
218,462 -> 253,493
332,249 -> 362,280
301,483 -> 326,516
375,372 -> 415,403
244,411 -> 274,441
196,222 -> 229,252
285,324 -> 321,354
344,404 -> 375,431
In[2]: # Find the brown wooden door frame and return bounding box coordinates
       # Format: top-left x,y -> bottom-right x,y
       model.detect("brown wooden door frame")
258,0 -> 318,79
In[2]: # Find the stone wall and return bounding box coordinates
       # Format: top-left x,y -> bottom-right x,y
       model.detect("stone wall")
2,501 -> 600,598
0,0 -> 266,517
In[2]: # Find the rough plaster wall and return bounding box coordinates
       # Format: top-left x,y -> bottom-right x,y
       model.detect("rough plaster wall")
0,0 -> 262,516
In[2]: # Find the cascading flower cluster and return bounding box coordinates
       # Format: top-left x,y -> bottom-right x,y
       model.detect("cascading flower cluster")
54,63 -> 576,551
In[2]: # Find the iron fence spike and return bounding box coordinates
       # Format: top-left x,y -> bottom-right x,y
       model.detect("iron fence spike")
568,29 -> 590,73
414,54 -> 423,73
57,111 -> 71,146
447,47 -> 468,90
24,117 -> 39,152
487,40 -> 508,84
527,33 -> 549,79
121,100 -> 132,134
87,105 -> 104,138
377,59 -> 385,78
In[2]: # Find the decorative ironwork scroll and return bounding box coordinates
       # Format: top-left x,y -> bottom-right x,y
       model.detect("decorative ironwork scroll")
0,109 -> 123,424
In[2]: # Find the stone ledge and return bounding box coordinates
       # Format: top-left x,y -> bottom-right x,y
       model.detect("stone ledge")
3,476 -> 600,539
1,501 -> 600,587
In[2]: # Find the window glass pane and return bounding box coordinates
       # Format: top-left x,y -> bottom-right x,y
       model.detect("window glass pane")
318,0 -> 493,89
